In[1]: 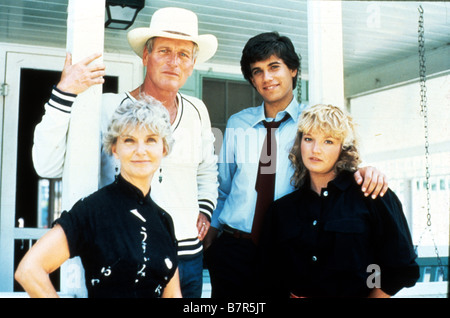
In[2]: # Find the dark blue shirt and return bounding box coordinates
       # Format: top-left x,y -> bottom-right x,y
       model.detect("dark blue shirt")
259,170 -> 419,297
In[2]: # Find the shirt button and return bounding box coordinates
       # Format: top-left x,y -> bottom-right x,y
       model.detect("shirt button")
323,190 -> 328,197
312,220 -> 318,226
312,256 -> 318,262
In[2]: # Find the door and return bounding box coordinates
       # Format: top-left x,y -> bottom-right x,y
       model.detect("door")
0,51 -> 136,294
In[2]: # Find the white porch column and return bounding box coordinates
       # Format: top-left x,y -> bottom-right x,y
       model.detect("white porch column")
307,0 -> 345,107
60,0 -> 105,297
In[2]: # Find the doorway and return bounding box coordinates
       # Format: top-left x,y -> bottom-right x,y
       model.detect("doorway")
15,69 -> 118,229
0,50 -> 136,293
12,68 -> 118,291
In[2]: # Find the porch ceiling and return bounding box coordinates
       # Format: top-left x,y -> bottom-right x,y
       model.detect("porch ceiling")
0,0 -> 449,78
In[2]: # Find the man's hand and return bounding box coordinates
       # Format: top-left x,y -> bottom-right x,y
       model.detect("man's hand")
196,213 -> 210,241
354,166 -> 388,199
203,226 -> 219,251
56,52 -> 105,95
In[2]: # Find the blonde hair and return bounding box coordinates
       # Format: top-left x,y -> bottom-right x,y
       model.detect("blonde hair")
289,104 -> 361,188
103,95 -> 174,156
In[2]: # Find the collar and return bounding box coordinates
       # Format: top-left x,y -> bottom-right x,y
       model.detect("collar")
329,170 -> 355,192
251,97 -> 301,128
125,91 -> 137,102
300,170 -> 355,193
115,174 -> 152,203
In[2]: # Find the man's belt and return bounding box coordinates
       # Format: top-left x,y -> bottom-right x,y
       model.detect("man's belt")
222,225 -> 252,240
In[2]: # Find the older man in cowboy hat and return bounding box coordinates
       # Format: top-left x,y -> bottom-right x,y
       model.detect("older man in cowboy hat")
32,7 -> 218,298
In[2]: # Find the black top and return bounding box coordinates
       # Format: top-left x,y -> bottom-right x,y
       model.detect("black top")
259,171 -> 419,297
55,175 -> 178,298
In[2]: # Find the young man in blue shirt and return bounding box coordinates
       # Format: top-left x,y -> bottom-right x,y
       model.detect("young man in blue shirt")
204,32 -> 388,298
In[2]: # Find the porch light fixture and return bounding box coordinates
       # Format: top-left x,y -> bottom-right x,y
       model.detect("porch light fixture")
105,0 -> 145,30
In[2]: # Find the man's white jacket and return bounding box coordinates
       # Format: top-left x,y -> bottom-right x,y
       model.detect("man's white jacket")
32,87 -> 218,258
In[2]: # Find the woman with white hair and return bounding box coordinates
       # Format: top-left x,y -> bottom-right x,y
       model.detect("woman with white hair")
259,104 -> 419,298
15,96 -> 181,298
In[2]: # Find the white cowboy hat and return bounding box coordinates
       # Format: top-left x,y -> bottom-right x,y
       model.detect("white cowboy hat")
127,7 -> 218,64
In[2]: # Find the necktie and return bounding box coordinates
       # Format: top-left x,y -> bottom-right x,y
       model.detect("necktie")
252,114 -> 289,244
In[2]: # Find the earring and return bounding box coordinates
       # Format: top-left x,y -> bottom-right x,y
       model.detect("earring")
159,168 -> 163,183
114,160 -> 120,181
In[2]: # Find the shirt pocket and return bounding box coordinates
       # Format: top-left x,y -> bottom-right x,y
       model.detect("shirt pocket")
323,218 -> 369,270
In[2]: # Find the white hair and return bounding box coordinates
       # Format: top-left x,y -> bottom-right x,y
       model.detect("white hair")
103,95 -> 174,156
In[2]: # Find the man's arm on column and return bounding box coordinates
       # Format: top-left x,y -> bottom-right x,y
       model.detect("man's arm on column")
32,87 -> 75,178
32,52 -> 105,178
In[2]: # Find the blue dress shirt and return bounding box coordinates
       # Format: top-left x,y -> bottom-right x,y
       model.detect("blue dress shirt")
211,98 -> 307,233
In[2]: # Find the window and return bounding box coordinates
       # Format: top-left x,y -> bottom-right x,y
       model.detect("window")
202,77 -> 263,134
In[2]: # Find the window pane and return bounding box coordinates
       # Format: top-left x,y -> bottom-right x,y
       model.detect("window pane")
203,79 -> 226,125
228,81 -> 254,117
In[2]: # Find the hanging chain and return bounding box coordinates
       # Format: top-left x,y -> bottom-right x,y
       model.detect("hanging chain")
417,5 -> 445,278
296,53 -> 302,104
417,5 -> 431,227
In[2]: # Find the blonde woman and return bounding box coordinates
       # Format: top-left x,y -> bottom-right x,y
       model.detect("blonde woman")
259,104 -> 419,298
15,97 -> 181,298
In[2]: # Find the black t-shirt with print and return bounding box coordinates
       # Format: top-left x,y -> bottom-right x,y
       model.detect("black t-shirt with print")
55,175 -> 178,298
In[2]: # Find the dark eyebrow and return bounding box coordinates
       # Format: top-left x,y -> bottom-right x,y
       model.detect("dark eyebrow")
251,61 -> 282,73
